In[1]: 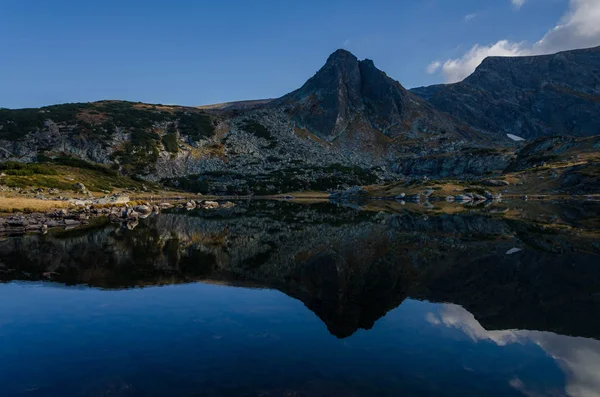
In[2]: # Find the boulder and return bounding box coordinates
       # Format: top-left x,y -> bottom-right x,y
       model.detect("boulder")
134,205 -> 152,215
202,201 -> 220,209
94,194 -> 130,205
7,218 -> 27,227
73,182 -> 92,196
126,210 -> 139,220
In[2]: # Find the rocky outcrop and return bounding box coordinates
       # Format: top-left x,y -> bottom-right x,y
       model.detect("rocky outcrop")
411,46 -> 600,140
272,50 -> 469,142
393,151 -> 512,178
328,186 -> 368,200
505,135 -> 600,172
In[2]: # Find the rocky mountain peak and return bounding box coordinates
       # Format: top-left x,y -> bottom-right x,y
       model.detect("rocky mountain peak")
272,49 -> 459,143
325,48 -> 359,64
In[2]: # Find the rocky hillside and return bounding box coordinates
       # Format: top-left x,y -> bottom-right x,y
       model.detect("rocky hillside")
271,49 -> 479,144
411,46 -> 600,140
0,51 -> 495,193
0,101 -> 374,194
1,47 -> 600,193
501,135 -> 600,195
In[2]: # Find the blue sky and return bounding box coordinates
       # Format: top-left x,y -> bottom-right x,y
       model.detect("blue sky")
0,0 -> 596,109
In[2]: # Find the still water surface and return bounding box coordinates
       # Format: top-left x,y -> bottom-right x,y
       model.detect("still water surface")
1,200 -> 599,396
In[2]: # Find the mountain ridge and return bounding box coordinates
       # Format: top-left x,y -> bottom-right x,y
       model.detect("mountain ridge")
411,45 -> 600,139
271,49 -> 477,144
0,47 -> 599,196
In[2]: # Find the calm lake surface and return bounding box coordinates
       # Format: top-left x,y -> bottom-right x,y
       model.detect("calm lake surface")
1,200 -> 600,397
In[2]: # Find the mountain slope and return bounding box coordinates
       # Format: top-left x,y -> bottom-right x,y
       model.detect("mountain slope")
411,46 -> 600,139
0,50 -> 505,192
272,49 -> 477,143
7,48 -> 600,191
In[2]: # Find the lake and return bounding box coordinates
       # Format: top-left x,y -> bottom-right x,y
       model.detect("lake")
1,200 -> 600,397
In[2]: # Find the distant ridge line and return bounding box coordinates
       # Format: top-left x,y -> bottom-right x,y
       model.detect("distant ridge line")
196,98 -> 273,110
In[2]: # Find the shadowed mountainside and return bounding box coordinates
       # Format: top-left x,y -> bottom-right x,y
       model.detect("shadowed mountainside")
411,46 -> 600,140
271,49 -> 477,143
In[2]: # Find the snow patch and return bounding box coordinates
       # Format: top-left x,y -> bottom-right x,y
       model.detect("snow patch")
507,134 -> 525,142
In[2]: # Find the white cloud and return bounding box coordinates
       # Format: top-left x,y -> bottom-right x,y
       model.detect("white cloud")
441,40 -> 530,83
426,61 -> 442,74
430,303 -> 600,397
464,13 -> 477,22
429,0 -> 600,83
533,0 -> 600,54
512,0 -> 526,10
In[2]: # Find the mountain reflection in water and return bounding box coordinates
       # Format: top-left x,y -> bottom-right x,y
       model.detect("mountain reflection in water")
1,200 -> 599,397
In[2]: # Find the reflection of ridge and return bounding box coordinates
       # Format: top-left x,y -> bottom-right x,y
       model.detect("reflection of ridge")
0,204 -> 600,340
270,248 -> 414,338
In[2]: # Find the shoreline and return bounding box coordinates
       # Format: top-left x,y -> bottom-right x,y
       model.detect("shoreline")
0,192 -> 598,237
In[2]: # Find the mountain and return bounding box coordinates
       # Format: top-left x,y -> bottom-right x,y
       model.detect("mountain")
196,98 -> 273,111
411,46 -> 600,139
1,47 -> 599,195
271,49 -> 471,142
0,50 -> 496,196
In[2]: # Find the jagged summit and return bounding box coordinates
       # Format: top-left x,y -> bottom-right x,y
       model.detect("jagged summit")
325,48 -> 358,63
272,49 -> 462,142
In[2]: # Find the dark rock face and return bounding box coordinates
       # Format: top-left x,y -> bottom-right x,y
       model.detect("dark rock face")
411,46 -> 600,139
393,152 -> 512,178
272,49 -> 467,142
500,135 -> 600,194
504,135 -> 597,172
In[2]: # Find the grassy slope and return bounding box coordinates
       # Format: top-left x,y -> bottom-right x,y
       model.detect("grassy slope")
0,163 -> 159,194
0,197 -> 69,213
0,100 -> 218,177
